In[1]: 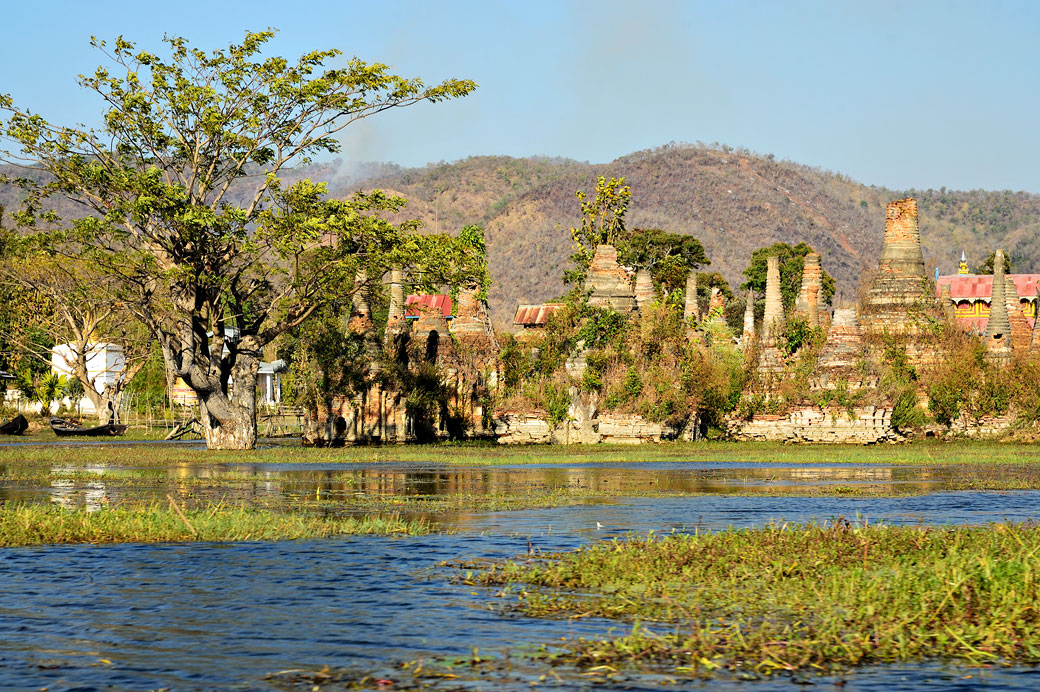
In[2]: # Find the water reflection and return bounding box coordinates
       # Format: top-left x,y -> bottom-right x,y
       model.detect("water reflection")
0,462 -> 995,512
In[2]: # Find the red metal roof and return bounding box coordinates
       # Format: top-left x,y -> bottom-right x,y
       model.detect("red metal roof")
405,294 -> 453,318
936,274 -> 1039,333
936,274 -> 1040,302
513,303 -> 563,327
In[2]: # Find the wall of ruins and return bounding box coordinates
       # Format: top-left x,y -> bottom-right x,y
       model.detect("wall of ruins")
494,411 -> 688,445
728,406 -> 903,444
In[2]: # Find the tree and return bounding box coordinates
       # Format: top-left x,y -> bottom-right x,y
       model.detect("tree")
976,251 -> 1015,275
618,228 -> 709,294
14,369 -> 68,416
1,252 -> 150,424
0,31 -> 476,449
565,176 -> 631,285
740,242 -> 836,310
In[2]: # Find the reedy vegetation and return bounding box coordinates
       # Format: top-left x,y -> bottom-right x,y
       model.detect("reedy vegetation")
0,503 -> 431,546
474,522 -> 1040,674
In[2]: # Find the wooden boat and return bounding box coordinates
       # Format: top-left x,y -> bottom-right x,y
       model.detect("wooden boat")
0,414 -> 28,435
49,417 -> 127,437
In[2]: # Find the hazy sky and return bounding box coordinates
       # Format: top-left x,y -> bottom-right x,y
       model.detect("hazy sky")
2,0 -> 1038,191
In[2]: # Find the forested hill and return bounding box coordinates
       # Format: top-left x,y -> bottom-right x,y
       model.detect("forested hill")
3,143 -> 1040,330
328,144 -> 1040,328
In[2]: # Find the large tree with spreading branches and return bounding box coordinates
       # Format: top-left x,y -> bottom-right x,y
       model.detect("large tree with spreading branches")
0,30 -> 477,449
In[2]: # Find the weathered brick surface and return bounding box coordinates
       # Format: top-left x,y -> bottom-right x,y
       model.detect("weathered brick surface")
985,249 -> 1012,358
793,252 -> 822,320
862,198 -> 934,337
634,269 -> 655,313
684,271 -> 700,321
816,306 -> 864,372
763,255 -> 784,343
728,406 -> 902,444
741,288 -> 755,345
586,244 -> 636,312
1004,276 -> 1032,354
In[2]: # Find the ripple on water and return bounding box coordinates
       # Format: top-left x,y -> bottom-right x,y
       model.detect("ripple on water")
2,490 -> 1040,689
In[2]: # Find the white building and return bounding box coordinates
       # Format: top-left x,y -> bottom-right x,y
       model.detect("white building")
51,342 -> 126,414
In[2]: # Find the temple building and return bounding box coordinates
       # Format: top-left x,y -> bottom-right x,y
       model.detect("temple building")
935,253 -> 1039,333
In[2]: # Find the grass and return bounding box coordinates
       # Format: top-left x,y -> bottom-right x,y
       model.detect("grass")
470,522 -> 1040,675
0,502 -> 434,546
2,438 -> 1040,467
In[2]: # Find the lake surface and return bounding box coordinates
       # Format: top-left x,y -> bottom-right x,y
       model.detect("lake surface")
3,461 -> 1040,689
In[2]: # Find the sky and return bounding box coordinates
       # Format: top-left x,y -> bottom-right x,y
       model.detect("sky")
1,0 -> 1038,191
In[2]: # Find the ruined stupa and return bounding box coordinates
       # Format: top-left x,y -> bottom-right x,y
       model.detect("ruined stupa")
1004,275 -> 1032,353
816,305 -> 865,372
806,284 -> 820,328
385,268 -> 408,340
861,198 -> 933,336
683,272 -> 699,322
634,270 -> 655,314
793,252 -> 822,320
347,270 -> 382,365
985,249 -> 1012,359
451,284 -> 500,363
762,255 -> 785,344
586,245 -> 636,313
741,289 -> 755,346
939,283 -> 956,323
706,286 -> 726,324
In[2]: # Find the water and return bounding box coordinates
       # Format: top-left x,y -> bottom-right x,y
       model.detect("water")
3,462 -> 1040,689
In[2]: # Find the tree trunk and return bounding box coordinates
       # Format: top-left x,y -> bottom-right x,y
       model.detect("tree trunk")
200,397 -> 257,450
196,353 -> 260,450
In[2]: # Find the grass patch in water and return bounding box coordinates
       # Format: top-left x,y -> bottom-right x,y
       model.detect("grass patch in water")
0,502 -> 433,546
471,522 -> 1040,675
4,438 -> 1040,467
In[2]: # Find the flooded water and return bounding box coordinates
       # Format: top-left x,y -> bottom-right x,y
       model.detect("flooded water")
3,460 -> 1040,689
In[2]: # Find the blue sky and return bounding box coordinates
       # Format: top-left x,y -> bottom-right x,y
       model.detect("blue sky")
2,0 -> 1038,191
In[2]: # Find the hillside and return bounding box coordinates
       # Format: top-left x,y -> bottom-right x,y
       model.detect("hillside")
337,144 -> 1040,328
5,143 -> 1040,330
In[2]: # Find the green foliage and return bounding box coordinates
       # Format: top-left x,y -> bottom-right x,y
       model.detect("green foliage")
474,522 -> 1040,672
565,176 -> 631,285
126,343 -> 169,413
575,308 -> 629,351
740,242 -> 837,310
0,30 -> 476,448
15,370 -> 68,414
454,224 -> 492,301
617,228 -> 709,294
777,318 -> 824,357
976,250 -> 1015,275
543,382 -> 572,428
878,341 -> 926,431
404,362 -> 450,442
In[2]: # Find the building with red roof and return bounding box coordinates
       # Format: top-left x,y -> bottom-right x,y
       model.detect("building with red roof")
936,274 -> 1039,333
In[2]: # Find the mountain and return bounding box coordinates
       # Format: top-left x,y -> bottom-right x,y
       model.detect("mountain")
328,144 -> 1040,329
5,143 -> 1040,331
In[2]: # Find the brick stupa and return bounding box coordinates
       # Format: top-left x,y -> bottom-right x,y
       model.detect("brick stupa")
634,269 -> 655,314
741,289 -> 755,346
985,249 -> 1012,360
683,272 -> 699,322
816,305 -> 864,372
451,284 -> 499,364
1004,275 -> 1032,354
586,244 -> 635,313
762,255 -> 785,344
793,252 -> 822,322
862,198 -> 933,336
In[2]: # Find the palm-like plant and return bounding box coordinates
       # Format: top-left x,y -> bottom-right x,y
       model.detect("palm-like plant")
14,370 -> 69,415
